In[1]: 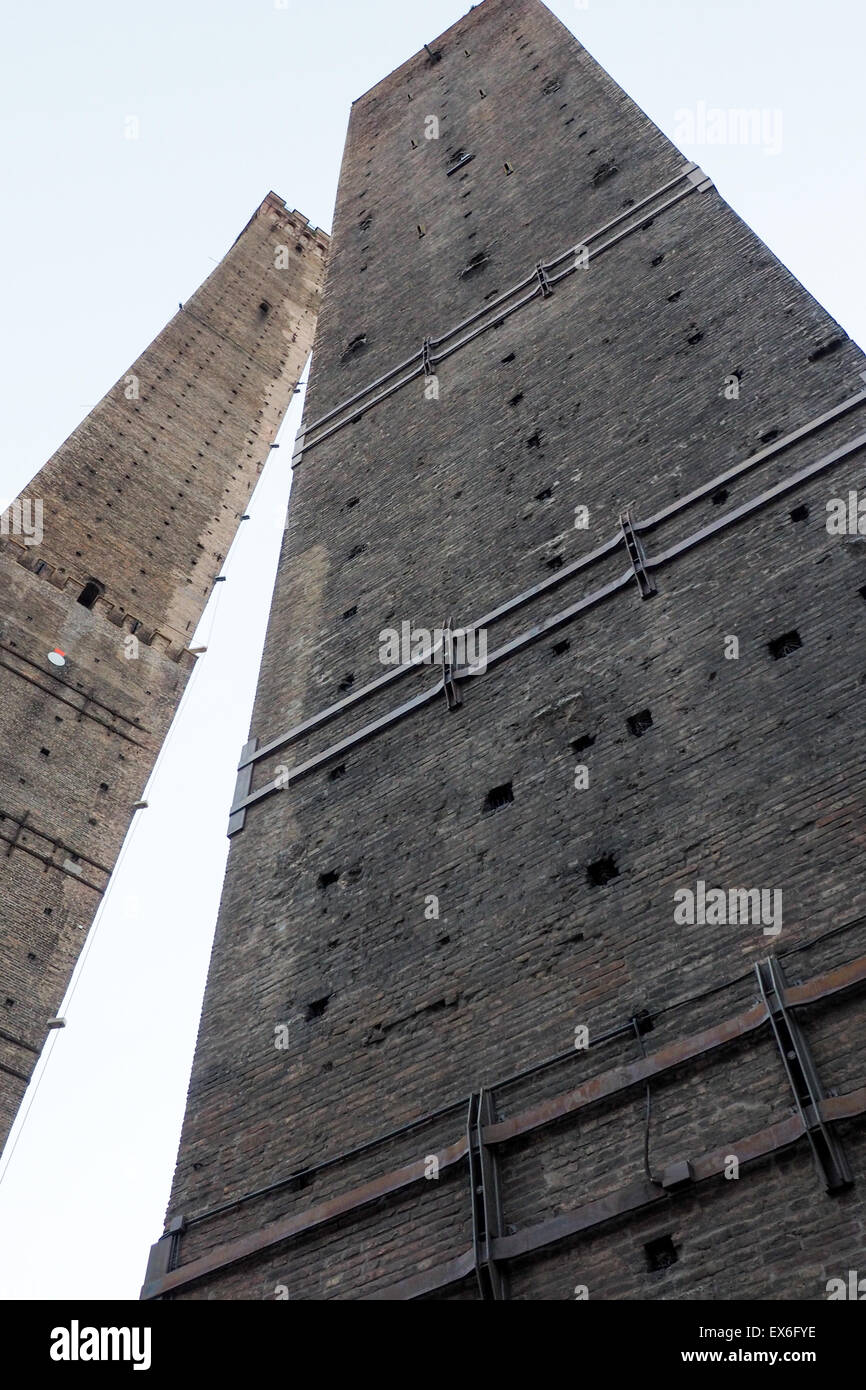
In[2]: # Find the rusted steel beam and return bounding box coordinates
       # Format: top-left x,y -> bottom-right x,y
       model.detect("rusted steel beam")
493,1113 -> 806,1264
142,1136 -> 468,1299
363,1250 -> 476,1302
483,951 -> 866,1148
483,1001 -> 767,1146
784,955 -> 866,1009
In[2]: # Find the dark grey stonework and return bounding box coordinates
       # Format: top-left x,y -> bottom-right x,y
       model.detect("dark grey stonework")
152,0 -> 866,1300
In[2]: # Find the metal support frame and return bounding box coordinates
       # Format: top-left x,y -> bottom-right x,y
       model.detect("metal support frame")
467,1089 -> 506,1299
619,507 -> 657,599
422,337 -> 435,378
142,950 -> 866,1300
755,955 -> 853,1193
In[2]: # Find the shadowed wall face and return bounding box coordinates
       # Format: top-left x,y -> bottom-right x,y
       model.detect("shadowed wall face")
0,195 -> 327,1152
157,0 -> 866,1300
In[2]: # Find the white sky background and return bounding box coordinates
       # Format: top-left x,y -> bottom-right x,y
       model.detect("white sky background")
0,0 -> 864,1300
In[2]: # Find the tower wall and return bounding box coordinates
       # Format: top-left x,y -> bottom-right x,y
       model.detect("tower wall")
0,195 -> 327,1151
150,0 -> 866,1299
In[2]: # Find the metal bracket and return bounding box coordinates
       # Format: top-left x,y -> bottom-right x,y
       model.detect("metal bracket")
441,618 -> 463,711
684,160 -> 714,193
227,737 -> 259,836
467,1089 -> 506,1299
141,1214 -> 185,1299
4,810 -> 28,858
422,337 -> 435,377
619,507 -> 657,599
755,955 -> 853,1193
535,261 -> 554,298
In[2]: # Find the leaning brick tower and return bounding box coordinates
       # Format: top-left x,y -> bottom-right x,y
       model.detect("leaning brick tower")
146,0 -> 866,1299
0,194 -> 327,1153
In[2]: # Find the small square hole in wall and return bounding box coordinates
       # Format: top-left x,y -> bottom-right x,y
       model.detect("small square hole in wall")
586,854 -> 618,887
342,605 -> 357,620
645,1235 -> 678,1272
570,733 -> 596,754
329,764 -> 346,782
711,488 -> 729,505
306,995 -> 331,1020
318,870 -> 340,890
551,639 -> 570,657
790,504 -> 809,522
338,673 -> 354,693
627,709 -> 653,738
768,630 -> 802,660
483,782 -> 514,815
859,586 -> 866,602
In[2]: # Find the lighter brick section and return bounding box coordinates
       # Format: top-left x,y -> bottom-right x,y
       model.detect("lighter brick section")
0,194 -> 329,1155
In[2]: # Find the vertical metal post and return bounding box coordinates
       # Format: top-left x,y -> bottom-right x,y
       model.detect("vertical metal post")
467,1088 -> 507,1299
755,955 -> 853,1193
227,737 -> 259,836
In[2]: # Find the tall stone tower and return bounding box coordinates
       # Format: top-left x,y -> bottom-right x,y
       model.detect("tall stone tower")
145,0 -> 866,1300
0,194 -> 327,1154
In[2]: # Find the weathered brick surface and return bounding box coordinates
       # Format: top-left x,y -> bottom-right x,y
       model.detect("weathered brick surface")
160,0 -> 866,1299
0,195 -> 327,1151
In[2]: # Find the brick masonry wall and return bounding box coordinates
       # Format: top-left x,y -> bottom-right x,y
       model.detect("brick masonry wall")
0,195 -> 327,1152
159,0 -> 866,1298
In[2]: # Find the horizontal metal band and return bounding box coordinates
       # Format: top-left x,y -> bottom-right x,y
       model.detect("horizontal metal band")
229,411 -> 866,830
233,383 -> 866,794
142,1135 -> 469,1300
299,163 -> 709,456
485,953 -> 866,1146
231,681 -> 443,820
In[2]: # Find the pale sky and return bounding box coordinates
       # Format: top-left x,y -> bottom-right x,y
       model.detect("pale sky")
1,0 -> 864,1299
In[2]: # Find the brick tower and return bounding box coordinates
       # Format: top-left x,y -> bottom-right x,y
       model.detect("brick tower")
0,194 -> 327,1154
145,0 -> 866,1300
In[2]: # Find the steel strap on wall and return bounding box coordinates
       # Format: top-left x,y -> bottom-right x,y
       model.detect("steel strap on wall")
227,382 -> 866,833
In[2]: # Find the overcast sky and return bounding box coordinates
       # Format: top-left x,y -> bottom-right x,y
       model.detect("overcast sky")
1,0 -> 864,1300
